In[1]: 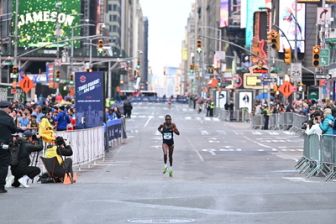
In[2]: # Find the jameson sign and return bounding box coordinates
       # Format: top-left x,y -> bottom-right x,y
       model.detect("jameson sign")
13,0 -> 81,48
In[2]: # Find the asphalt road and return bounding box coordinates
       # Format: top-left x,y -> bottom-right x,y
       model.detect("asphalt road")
1,103 -> 336,224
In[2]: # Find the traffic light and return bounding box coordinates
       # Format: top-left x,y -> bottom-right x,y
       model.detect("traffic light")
12,66 -> 18,74
98,39 -> 103,51
267,30 -> 279,51
55,70 -> 60,82
196,39 -> 202,53
283,48 -> 292,64
136,59 -> 140,69
312,45 -> 320,67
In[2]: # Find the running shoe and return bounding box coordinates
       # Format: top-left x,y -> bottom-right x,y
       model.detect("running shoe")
169,169 -> 173,177
163,166 -> 168,174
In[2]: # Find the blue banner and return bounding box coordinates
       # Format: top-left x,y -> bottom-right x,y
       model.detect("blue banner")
75,72 -> 105,129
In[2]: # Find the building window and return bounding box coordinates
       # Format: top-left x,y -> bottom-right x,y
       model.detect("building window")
112,25 -> 117,32
112,15 -> 117,21
112,4 -> 117,11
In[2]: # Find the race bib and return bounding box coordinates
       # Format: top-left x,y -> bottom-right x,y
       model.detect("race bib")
163,133 -> 172,140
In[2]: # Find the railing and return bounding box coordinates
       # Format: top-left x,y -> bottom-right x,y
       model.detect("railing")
57,126 -> 105,169
296,134 -> 336,181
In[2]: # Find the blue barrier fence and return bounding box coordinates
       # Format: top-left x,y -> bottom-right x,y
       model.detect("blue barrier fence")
105,118 -> 127,150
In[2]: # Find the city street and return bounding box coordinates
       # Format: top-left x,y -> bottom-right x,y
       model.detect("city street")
1,103 -> 336,224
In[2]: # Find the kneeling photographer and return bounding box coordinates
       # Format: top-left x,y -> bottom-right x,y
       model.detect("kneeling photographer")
44,136 -> 73,181
11,130 -> 43,188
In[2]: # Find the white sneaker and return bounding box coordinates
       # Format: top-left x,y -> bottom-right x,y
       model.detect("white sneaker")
18,175 -> 30,188
5,175 -> 14,188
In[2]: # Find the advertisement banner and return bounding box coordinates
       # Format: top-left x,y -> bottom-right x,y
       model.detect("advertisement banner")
13,0 -> 81,48
220,0 -> 229,28
75,72 -> 105,129
279,0 -> 305,52
239,92 -> 253,113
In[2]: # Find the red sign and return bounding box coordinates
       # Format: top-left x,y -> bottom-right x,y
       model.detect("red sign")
279,81 -> 295,98
19,76 -> 34,93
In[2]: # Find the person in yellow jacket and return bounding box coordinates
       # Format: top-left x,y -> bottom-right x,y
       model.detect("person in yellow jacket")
44,136 -> 73,180
39,117 -> 56,143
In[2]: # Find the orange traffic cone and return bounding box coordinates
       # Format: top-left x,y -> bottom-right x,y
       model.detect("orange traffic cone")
63,173 -> 72,185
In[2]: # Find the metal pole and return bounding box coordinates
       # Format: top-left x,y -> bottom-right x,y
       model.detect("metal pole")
294,2 -> 298,62
89,39 -> 92,67
14,0 -> 18,67
108,61 -> 111,98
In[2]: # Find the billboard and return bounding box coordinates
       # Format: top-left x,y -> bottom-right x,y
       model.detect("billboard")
245,0 -> 268,48
239,92 -> 253,113
229,0 -> 241,27
75,72 -> 105,129
220,0 -> 229,28
13,0 -> 81,48
279,0 -> 305,53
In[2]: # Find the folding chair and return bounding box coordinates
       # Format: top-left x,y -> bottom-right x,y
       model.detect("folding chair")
40,157 -> 64,183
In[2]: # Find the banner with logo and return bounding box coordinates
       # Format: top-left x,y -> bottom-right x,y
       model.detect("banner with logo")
75,72 -> 105,129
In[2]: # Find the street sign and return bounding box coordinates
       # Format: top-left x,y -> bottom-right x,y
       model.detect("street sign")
19,76 -> 34,93
279,81 -> 295,98
317,7 -> 331,25
320,48 -> 330,66
315,74 -> 331,80
290,63 -> 302,83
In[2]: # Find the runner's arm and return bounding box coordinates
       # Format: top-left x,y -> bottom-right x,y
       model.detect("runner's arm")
172,124 -> 180,135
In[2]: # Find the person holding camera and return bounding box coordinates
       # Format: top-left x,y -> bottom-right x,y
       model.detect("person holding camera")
44,136 -> 73,180
0,101 -> 23,193
305,114 -> 322,136
11,130 -> 43,188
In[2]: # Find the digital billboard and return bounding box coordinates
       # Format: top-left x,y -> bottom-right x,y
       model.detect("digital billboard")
13,0 -> 81,48
220,0 -> 229,28
279,0 -> 305,53
245,0 -> 268,48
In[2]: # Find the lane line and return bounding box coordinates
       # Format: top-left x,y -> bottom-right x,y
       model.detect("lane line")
144,116 -> 153,128
187,138 -> 205,162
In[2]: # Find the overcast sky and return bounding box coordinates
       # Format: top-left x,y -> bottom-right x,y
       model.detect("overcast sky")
140,0 -> 194,76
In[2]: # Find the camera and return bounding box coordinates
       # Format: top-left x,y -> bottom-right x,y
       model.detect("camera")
301,122 -> 308,130
1,143 -> 9,150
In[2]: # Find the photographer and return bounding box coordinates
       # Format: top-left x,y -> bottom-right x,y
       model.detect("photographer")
11,130 -> 43,188
44,136 -> 73,180
305,114 -> 322,136
0,101 -> 22,193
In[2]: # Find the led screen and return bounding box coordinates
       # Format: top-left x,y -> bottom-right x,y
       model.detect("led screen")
13,0 -> 81,48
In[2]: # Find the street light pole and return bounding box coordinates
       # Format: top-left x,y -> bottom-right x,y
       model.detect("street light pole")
14,0 -> 18,67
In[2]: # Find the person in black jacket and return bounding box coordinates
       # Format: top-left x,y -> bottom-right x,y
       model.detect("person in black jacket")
123,100 -> 133,118
11,130 -> 43,188
0,101 -> 23,193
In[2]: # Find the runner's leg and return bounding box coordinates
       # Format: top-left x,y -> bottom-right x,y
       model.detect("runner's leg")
162,144 -> 168,174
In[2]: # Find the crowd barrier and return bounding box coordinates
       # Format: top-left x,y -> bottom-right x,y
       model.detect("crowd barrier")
296,134 -> 336,181
105,117 -> 127,149
57,126 -> 105,169
251,112 -> 307,133
216,109 -> 250,122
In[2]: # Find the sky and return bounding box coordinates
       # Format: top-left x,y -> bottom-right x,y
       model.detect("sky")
140,0 -> 194,76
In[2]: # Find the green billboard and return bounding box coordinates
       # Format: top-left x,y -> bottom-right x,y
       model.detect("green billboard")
13,0 -> 81,48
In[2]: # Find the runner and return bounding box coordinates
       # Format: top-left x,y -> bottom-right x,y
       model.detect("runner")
158,114 -> 180,177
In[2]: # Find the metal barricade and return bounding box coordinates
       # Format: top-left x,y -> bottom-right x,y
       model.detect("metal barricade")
268,114 -> 279,130
251,115 -> 263,129
290,113 -> 307,134
283,112 -> 293,130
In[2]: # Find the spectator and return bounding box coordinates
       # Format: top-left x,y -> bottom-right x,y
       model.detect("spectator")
29,115 -> 39,135
55,106 -> 70,131
319,108 -> 334,135
305,114 -> 322,136
18,112 -> 30,130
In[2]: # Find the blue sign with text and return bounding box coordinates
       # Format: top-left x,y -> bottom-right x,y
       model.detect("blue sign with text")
75,72 -> 105,129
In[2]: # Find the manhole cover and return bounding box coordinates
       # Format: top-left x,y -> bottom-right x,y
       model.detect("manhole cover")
127,218 -> 196,223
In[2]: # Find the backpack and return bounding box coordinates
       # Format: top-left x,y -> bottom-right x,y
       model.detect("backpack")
9,138 -> 23,166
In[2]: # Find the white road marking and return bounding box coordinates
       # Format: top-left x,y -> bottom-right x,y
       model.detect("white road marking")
186,138 -> 205,162
258,149 -> 265,151
196,117 -> 202,120
151,145 -> 161,149
144,116 -> 153,128
212,117 -> 220,122
243,136 -> 278,151
201,130 -> 209,135
269,131 -> 280,135
233,131 -> 239,135
185,116 -> 192,120
252,131 -> 262,135
202,149 -> 216,155
282,177 -> 319,183
208,140 -> 220,143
